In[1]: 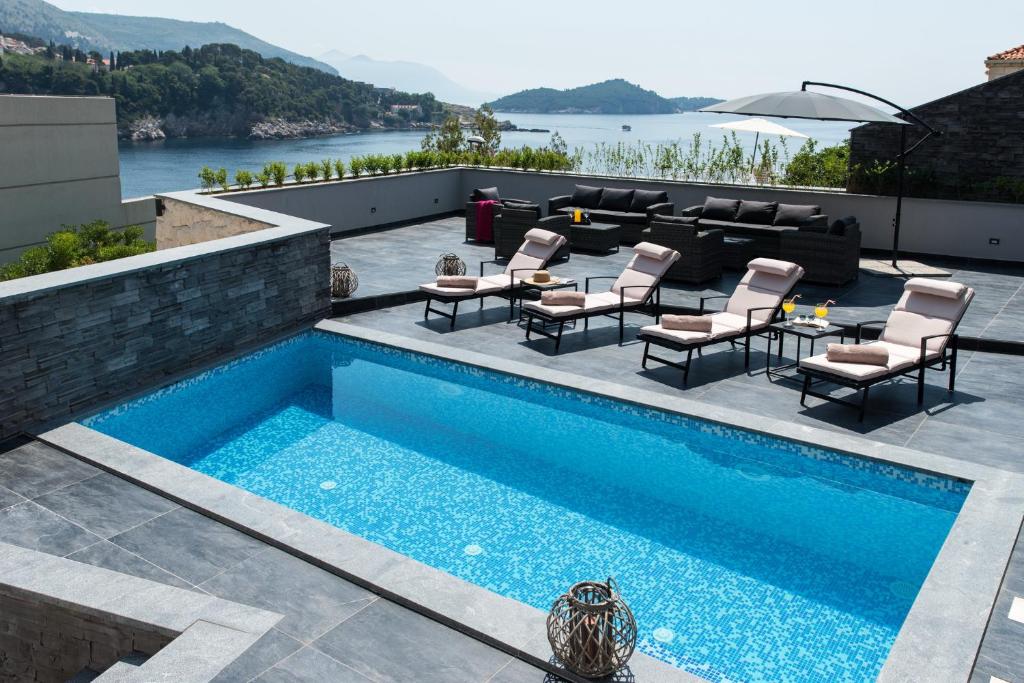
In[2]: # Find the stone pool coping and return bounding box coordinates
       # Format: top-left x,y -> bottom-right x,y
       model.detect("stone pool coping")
0,541 -> 281,682
36,319 -> 1024,682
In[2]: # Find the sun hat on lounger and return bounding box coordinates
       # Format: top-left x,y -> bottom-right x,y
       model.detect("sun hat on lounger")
419,228 -> 567,330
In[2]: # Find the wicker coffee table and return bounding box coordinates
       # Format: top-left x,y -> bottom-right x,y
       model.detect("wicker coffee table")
570,223 -> 621,253
723,236 -> 755,270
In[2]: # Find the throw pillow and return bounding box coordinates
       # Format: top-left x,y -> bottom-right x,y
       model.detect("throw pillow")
570,184 -> 604,209
736,200 -> 778,225
597,187 -> 635,212
629,189 -> 669,212
471,187 -> 500,201
702,196 -> 741,221
773,203 -> 821,226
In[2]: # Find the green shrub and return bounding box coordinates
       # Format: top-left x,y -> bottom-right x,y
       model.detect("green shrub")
256,169 -> 272,188
306,161 -> 321,182
349,156 -> 364,177
235,169 -> 254,189
269,162 -> 287,186
333,158 -> 345,179
782,139 -> 850,188
0,220 -> 155,281
215,167 -> 229,192
321,159 -> 334,181
293,163 -> 307,183
198,165 -> 217,193
390,154 -> 404,174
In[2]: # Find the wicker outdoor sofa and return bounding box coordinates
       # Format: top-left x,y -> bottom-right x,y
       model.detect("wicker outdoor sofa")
548,185 -> 674,244
682,196 -> 861,285
465,187 -> 536,242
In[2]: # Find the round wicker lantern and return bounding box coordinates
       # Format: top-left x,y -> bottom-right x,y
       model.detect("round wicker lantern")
547,578 -> 637,678
435,253 -> 467,277
330,263 -> 359,299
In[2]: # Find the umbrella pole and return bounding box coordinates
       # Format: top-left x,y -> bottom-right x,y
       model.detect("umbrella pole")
750,131 -> 760,175
891,125 -> 907,268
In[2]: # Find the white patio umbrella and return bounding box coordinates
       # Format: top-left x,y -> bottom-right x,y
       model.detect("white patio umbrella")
709,117 -> 808,172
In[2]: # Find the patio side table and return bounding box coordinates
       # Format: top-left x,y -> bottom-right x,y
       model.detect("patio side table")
766,320 -> 845,383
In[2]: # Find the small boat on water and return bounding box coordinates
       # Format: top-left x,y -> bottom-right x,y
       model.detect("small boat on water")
621,124 -> 632,131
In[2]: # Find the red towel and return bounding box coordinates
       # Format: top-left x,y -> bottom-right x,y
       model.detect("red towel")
476,200 -> 498,241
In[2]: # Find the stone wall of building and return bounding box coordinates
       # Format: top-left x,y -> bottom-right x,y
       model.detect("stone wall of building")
849,70 -> 1024,201
156,196 -> 275,249
0,224 -> 330,440
0,587 -> 171,680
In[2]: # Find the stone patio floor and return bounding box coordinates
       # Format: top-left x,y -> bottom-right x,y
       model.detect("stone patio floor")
331,216 -> 1024,682
0,439 -> 551,683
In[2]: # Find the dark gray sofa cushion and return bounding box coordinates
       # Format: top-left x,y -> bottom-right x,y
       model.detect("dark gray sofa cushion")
651,216 -> 697,236
471,187 -> 500,201
699,219 -> 796,237
774,203 -> 822,226
598,187 -> 635,212
630,189 -> 670,212
589,209 -> 647,224
702,196 -> 741,221
736,200 -> 778,225
570,185 -> 604,209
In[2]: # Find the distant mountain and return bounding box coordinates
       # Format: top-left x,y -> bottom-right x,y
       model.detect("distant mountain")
487,79 -> 684,114
669,96 -> 725,111
319,51 -> 496,106
0,0 -> 336,74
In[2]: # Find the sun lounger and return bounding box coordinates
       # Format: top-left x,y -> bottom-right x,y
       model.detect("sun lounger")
798,278 -> 975,420
420,228 -> 567,330
637,258 -> 804,384
521,242 -> 680,353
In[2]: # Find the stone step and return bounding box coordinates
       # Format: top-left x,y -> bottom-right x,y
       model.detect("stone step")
93,653 -> 150,682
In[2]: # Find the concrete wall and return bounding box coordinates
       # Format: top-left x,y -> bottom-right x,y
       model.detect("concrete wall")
217,168 -> 463,235
0,586 -> 170,681
0,198 -> 331,439
164,167 -> 1024,262
0,95 -> 157,263
459,169 -> 1024,262
157,196 -> 274,249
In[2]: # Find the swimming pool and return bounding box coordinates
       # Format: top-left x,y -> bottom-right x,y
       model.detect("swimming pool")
84,331 -> 968,682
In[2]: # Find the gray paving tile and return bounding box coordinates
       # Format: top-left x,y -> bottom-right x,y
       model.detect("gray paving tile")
313,599 -> 512,682
255,646 -> 370,682
0,501 -> 97,556
66,540 -> 195,590
907,420 -> 1024,474
487,658 -> 560,683
200,546 -> 376,642
0,441 -> 99,498
0,484 -> 25,510
109,506 -> 266,585
33,472 -> 179,538
212,628 -> 304,683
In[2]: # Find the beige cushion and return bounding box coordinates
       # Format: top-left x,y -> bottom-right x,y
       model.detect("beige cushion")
419,278 -> 505,297
609,249 -> 681,300
633,241 -> 676,261
879,284 -> 974,353
505,234 -> 565,275
747,257 -> 801,277
640,312 -> 749,343
523,291 -> 641,317
524,228 -> 561,245
662,314 -> 712,332
826,343 -> 889,366
800,341 -> 922,381
478,274 -> 520,289
724,263 -> 804,324
904,278 -> 968,300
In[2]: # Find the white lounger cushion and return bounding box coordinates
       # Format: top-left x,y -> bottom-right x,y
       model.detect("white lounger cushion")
880,281 -> 974,354
505,235 -> 566,275
633,241 -> 676,261
523,291 -> 642,317
610,244 -> 681,300
904,278 -> 968,300
640,312 -> 757,343
419,278 -> 506,296
800,341 -> 934,381
524,228 -> 561,245
724,261 -> 804,324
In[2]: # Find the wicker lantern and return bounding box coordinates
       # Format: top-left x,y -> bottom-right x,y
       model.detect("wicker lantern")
330,263 -> 359,299
547,578 -> 637,678
435,253 -> 467,277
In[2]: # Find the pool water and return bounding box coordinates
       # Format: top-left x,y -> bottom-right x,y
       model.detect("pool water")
84,332 -> 968,682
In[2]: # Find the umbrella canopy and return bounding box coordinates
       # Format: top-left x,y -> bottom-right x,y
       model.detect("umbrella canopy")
709,117 -> 808,138
701,90 -> 910,125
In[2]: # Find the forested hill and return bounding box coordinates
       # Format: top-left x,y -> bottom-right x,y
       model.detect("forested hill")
487,79 -> 716,115
0,42 -> 445,139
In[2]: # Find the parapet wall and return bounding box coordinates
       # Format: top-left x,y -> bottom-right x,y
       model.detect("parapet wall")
0,197 -> 330,440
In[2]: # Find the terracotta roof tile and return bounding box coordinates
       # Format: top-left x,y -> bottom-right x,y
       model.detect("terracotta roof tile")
988,44 -> 1024,61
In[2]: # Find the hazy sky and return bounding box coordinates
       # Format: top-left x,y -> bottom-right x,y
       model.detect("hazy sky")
52,0 -> 1024,106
